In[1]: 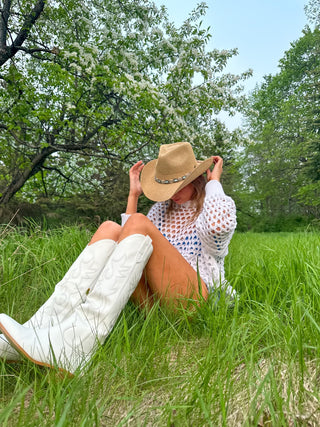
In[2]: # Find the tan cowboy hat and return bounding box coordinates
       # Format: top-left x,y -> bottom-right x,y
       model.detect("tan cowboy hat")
140,142 -> 213,202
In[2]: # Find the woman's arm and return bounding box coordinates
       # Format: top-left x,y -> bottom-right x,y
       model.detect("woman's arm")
126,160 -> 144,214
197,156 -> 237,256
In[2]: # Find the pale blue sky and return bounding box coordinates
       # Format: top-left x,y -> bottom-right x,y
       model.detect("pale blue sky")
153,0 -> 308,128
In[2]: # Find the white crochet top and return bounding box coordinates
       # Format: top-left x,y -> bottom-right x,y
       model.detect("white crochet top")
121,180 -> 237,294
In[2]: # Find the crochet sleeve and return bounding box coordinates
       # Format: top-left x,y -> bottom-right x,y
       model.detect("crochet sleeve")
196,180 -> 237,257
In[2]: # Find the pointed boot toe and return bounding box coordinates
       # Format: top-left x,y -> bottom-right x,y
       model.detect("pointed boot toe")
0,314 -> 63,371
0,334 -> 21,362
0,314 -> 44,364
0,313 -> 87,375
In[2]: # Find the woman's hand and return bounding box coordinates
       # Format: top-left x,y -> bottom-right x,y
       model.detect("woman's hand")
206,156 -> 223,182
126,161 -> 144,214
129,160 -> 144,197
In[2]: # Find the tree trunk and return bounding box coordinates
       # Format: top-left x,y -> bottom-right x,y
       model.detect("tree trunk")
0,0 -> 46,67
0,146 -> 56,204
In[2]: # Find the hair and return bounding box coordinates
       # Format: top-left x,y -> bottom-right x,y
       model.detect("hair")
167,174 -> 207,222
191,174 -> 207,216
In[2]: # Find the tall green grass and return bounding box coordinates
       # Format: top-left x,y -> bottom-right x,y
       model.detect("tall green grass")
0,224 -> 319,426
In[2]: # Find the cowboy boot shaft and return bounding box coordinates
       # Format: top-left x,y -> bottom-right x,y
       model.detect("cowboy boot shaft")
77,235 -> 153,338
28,239 -> 117,328
0,239 -> 116,361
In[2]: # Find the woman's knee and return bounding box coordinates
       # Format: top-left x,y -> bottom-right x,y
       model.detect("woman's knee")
123,213 -> 151,233
90,221 -> 121,244
98,221 -> 122,237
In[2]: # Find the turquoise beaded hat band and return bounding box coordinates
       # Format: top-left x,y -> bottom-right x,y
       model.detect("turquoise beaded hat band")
154,171 -> 192,184
140,142 -> 213,202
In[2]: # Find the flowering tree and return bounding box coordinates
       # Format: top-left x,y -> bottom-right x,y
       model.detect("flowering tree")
0,0 -> 46,66
0,0 -> 250,203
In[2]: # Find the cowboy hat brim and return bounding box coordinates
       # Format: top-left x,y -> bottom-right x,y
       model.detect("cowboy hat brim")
140,156 -> 213,202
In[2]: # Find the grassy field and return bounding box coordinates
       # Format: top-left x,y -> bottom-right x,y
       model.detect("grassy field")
0,223 -> 319,426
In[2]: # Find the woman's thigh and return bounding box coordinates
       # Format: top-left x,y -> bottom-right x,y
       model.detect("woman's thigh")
120,214 -> 208,305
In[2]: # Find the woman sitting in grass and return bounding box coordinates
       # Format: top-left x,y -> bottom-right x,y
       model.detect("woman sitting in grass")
0,141 -> 237,375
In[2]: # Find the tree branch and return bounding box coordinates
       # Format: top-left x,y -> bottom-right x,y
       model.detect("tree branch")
13,0 -> 46,49
42,165 -> 71,181
17,45 -> 56,56
0,0 -> 46,66
0,0 -> 11,48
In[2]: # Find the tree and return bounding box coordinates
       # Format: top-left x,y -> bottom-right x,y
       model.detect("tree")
242,27 -> 320,227
304,0 -> 320,184
305,0 -> 320,28
0,0 -> 250,205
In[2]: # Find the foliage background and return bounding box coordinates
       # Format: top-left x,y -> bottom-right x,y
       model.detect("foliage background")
0,0 -> 319,231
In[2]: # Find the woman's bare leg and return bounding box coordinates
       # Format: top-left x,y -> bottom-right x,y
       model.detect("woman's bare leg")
89,221 -> 122,245
130,273 -> 155,310
119,214 -> 208,307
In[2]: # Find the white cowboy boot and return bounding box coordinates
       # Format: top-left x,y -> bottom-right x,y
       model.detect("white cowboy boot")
0,239 -> 116,362
0,234 -> 153,375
